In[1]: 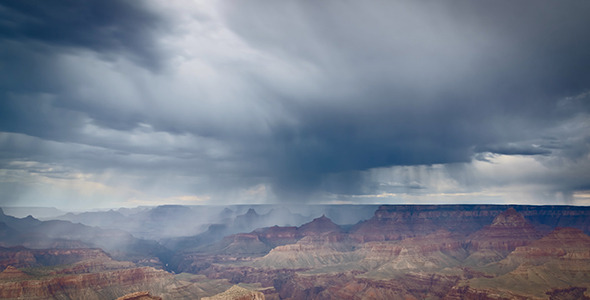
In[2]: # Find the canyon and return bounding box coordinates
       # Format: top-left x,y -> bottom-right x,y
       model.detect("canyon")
1,205 -> 589,299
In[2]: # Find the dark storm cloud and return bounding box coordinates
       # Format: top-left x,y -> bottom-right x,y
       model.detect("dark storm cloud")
0,0 -> 169,142
1,1 -> 590,205
0,0 -> 166,68
217,0 -> 590,199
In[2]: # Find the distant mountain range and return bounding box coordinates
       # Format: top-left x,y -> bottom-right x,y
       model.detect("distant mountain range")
47,204 -> 379,241
1,204 -> 590,299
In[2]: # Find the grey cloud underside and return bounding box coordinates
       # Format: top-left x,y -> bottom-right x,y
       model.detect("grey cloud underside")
0,0 -> 166,69
220,0 -> 590,198
1,0 -> 590,203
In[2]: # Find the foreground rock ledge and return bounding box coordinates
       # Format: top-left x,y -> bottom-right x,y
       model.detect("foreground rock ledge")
116,291 -> 162,300
202,285 -> 265,300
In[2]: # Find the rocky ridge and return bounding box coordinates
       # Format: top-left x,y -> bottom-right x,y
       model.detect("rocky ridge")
116,291 -> 163,300
202,285 -> 265,300
180,206 -> 590,299
3,205 -> 590,299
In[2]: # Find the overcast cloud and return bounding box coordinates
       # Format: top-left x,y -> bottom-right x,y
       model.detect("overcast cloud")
1,0 -> 589,209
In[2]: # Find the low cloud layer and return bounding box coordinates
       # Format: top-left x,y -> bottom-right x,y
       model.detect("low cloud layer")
1,0 -> 589,209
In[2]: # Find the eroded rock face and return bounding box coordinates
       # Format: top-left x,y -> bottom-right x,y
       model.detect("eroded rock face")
361,230 -> 467,275
273,271 -> 460,300
0,267 -> 172,299
255,226 -> 299,247
461,227 -> 590,299
187,207 -> 590,300
202,285 -> 265,300
0,247 -> 116,269
0,247 -> 36,269
350,205 -> 504,242
0,246 -> 185,300
545,287 -> 590,300
5,205 -> 590,300
491,207 -> 529,226
504,227 -> 590,263
0,266 -> 30,280
468,208 -> 543,254
201,265 -> 300,287
297,215 -> 341,236
443,285 -> 525,300
348,205 -> 590,244
116,291 -> 163,300
253,231 -> 360,269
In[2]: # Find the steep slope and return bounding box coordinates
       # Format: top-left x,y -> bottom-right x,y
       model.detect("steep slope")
350,205 -> 505,242
0,246 -> 170,299
273,271 -> 460,300
0,209 -> 171,267
297,215 -> 341,236
516,206 -> 590,234
465,208 -> 543,265
253,233 -> 359,269
193,215 -> 344,256
361,230 -> 467,277
350,205 -> 590,244
0,246 -> 238,299
0,266 -> 30,280
464,228 -> 590,299
254,226 -> 299,248
202,285 -> 265,300
499,227 -> 590,270
166,205 -> 590,300
0,266 -> 173,299
116,291 -> 163,300
0,246 -> 36,269
0,247 -> 124,270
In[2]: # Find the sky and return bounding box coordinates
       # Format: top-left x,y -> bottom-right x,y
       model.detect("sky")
1,0 -> 589,210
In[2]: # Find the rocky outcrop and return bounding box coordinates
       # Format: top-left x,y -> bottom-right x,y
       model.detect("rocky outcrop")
462,228 -> 590,299
174,205 -> 590,300
201,265 -> 300,287
0,210 -> 171,267
252,220 -> 355,269
202,285 -> 265,300
350,205 -> 506,242
503,227 -> 590,264
362,230 -> 467,276
255,226 -> 299,248
0,266 -> 30,281
362,230 -> 464,260
443,285 -> 526,300
545,287 -> 590,300
273,271 -> 460,300
467,208 -> 542,254
234,209 -> 264,232
0,266 -> 172,299
349,205 -> 590,244
0,247 -> 116,269
116,291 -> 163,300
515,206 -> 590,234
254,234 -> 359,269
190,218 -> 338,259
0,246 -> 36,269
34,248 -> 113,265
0,245 -> 183,300
297,215 -> 341,236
